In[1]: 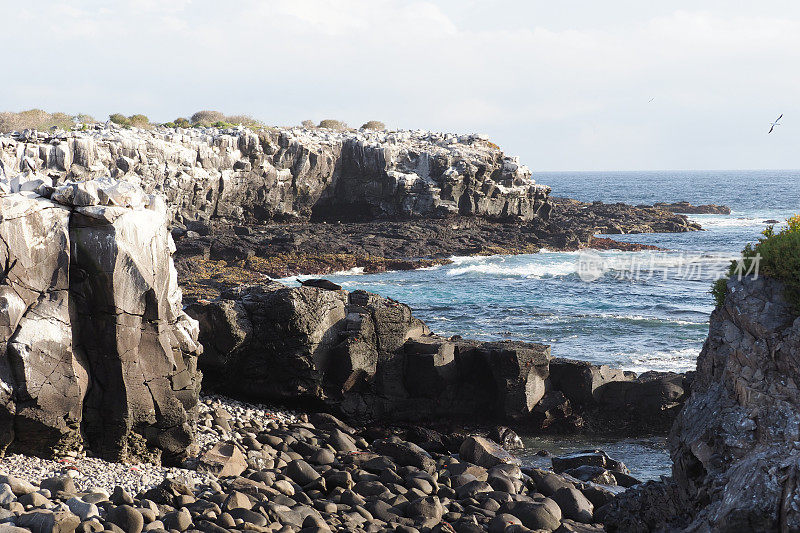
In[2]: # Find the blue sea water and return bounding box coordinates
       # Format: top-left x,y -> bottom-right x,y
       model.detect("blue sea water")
285,169 -> 800,479
289,170 -> 800,374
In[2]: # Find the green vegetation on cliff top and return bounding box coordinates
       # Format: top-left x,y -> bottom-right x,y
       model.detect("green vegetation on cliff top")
713,214 -> 800,313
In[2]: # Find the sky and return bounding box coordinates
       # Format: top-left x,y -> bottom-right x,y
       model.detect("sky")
1,1 -> 798,171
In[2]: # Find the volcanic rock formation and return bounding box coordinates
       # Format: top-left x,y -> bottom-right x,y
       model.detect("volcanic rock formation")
600,276 -> 800,532
187,282 -> 687,430
0,176 -> 202,463
0,125 -> 551,225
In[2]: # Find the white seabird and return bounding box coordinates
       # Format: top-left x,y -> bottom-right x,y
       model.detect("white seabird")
768,114 -> 783,134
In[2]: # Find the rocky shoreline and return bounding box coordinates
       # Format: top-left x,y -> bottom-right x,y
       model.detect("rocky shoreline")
184,281 -> 690,438
0,391 -> 630,533
1,124 -> 764,532
0,124 -> 703,301
173,198 -> 697,301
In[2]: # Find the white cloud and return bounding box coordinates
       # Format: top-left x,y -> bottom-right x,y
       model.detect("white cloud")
0,1 -> 798,170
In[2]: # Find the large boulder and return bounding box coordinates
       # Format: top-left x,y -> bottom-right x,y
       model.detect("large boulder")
187,282 -> 349,399
0,177 -> 202,462
548,358 -> 631,405
187,282 -> 552,424
459,436 -> 519,468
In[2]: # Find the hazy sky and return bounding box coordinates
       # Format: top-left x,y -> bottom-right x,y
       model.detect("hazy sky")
1,1 -> 798,171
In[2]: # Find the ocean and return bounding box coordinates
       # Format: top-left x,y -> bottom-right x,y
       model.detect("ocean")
287,169 -> 800,480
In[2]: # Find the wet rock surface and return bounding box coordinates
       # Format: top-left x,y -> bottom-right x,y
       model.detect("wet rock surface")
0,177 -> 202,463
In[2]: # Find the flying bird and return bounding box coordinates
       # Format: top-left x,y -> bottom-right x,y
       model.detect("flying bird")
648,97 -> 655,103
768,114 -> 783,134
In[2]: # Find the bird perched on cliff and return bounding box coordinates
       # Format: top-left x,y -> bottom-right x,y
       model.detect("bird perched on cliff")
768,114 -> 783,133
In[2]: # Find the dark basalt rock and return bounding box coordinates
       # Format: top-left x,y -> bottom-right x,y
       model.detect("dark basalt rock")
187,282 -> 552,425
172,197 -> 703,301
300,279 -> 342,291
652,201 -> 731,215
602,276 -> 800,531
551,451 -> 629,475
187,279 -> 692,438
544,358 -> 690,434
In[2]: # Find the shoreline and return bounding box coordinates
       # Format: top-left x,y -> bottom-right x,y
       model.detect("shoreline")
176,236 -> 666,302
175,215 -> 687,302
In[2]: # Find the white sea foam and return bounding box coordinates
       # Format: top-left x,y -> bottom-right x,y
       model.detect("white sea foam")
623,347 -> 700,374
444,250 -> 736,280
447,258 -> 578,278
687,212 -> 789,229
331,266 -> 365,276
592,313 -> 706,326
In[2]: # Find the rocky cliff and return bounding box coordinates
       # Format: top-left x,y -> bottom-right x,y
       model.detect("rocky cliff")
0,125 -> 551,225
601,276 -> 800,532
671,276 -> 800,531
0,176 -> 202,464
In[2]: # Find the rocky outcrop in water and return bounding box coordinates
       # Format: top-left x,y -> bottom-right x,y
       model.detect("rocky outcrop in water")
187,282 -> 551,424
601,276 -> 800,532
651,201 -> 731,215
546,359 -> 690,434
0,125 -> 551,225
174,199 -> 702,300
0,176 -> 202,463
186,282 -> 687,434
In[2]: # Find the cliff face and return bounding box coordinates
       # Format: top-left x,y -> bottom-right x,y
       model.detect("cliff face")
669,276 -> 800,531
0,176 -> 202,463
601,276 -> 800,532
0,126 -> 551,225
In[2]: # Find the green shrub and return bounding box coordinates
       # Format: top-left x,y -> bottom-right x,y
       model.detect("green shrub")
712,214 -> 800,312
710,278 -> 728,308
361,120 -> 386,131
301,119 -> 315,129
318,119 -> 348,131
0,109 -> 79,132
191,110 -> 225,125
174,117 -> 190,128
128,114 -> 151,128
225,114 -> 262,129
109,113 -> 131,126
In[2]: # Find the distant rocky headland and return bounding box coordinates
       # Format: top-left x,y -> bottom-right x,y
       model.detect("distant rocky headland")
0,124 -> 702,300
